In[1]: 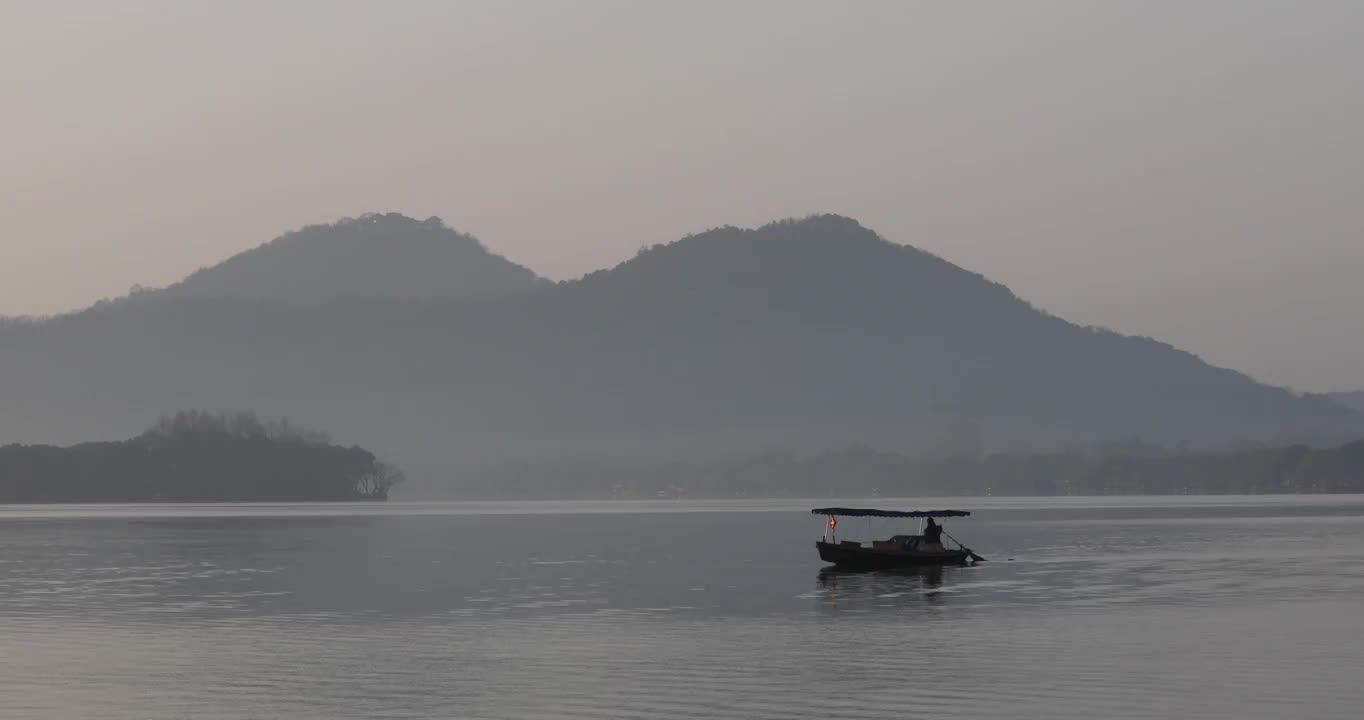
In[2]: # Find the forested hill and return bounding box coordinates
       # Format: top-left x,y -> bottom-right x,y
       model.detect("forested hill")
450,214 -> 1359,451
0,412 -> 402,503
0,214 -> 1359,488
152,213 -> 542,305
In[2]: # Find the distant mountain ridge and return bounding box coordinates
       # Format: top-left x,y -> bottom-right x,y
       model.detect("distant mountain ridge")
510,214 -> 1358,439
1,213 -> 1359,494
155,213 -> 542,304
1331,392 -> 1364,414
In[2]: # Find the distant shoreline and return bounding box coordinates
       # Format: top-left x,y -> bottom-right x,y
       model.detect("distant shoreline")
5,488 -> 1357,505
0,411 -> 402,504
388,490 -> 1364,502
398,438 -> 1364,499
5,494 -> 1361,514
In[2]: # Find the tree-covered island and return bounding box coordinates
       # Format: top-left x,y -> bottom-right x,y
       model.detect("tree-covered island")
0,411 -> 402,503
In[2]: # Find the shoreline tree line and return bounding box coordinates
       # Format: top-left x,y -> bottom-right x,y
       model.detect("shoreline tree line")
0,411 -> 403,503
444,439 -> 1364,499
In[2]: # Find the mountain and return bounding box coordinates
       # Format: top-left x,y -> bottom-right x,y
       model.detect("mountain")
154,213 -> 542,304
1,214 -> 1359,493
494,214 -> 1359,444
1330,392 -> 1364,414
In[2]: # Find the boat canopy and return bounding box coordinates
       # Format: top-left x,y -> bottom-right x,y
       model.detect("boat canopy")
810,507 -> 971,518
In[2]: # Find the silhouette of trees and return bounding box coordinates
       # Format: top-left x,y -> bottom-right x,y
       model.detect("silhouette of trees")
146,410 -> 331,446
426,439 -> 1364,499
355,460 -> 405,499
0,412 -> 399,503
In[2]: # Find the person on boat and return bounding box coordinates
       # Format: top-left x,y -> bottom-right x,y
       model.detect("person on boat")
922,517 -> 945,551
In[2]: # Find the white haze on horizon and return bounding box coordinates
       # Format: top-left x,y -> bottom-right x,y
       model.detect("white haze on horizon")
3,0 -> 1363,392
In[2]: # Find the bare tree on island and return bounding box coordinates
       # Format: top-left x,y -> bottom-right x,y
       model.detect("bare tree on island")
356,460 -> 405,500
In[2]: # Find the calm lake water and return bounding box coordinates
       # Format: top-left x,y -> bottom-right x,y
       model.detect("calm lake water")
3,496 -> 1363,719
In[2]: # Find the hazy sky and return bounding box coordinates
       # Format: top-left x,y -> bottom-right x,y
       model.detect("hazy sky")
4,0 -> 1363,391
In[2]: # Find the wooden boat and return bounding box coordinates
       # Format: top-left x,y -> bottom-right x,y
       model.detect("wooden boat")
812,507 -> 984,568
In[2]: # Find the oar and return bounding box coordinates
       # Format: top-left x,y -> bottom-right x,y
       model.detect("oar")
943,530 -> 986,562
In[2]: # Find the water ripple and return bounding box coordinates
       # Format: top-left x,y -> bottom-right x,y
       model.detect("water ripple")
2,497 -> 1363,718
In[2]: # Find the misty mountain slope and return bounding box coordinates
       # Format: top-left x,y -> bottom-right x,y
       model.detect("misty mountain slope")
522,215 -> 1357,438
554,215 -> 1027,333
1331,392 -> 1364,414
1,214 -> 1360,479
157,213 -> 542,304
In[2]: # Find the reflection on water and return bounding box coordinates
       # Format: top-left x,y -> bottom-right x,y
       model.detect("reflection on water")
3,497 -> 1364,719
814,564 -> 950,611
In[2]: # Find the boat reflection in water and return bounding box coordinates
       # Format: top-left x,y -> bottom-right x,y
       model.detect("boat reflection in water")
814,564 -> 960,612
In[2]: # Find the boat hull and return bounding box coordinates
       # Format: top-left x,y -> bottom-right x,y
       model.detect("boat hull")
816,541 -> 970,568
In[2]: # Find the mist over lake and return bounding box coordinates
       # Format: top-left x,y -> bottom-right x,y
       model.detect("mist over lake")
4,496 -> 1363,719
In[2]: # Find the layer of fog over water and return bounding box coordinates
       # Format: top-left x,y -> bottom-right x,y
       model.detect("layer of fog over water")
4,496 -> 1363,719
